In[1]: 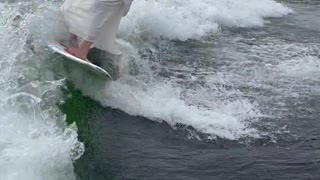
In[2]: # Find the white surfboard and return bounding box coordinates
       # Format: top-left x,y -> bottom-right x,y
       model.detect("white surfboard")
48,41 -> 112,80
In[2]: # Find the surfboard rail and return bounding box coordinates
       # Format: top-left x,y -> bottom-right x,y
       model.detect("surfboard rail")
48,41 -> 112,80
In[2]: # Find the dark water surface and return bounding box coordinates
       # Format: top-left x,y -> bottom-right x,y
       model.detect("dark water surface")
59,1 -> 320,179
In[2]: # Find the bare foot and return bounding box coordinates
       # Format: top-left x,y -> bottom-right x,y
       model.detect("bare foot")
65,47 -> 87,61
64,39 -> 92,61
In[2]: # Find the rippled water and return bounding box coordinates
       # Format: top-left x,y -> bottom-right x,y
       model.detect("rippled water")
0,0 -> 319,179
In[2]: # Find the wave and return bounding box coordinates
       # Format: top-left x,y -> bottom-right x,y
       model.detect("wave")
119,0 -> 292,40
0,0 -> 295,178
71,0 -> 293,140
0,1 -> 83,180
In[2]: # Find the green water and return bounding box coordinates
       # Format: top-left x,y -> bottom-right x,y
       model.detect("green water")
59,82 -> 97,146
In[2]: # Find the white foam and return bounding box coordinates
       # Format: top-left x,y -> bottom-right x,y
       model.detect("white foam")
0,108 -> 82,180
120,0 -> 292,40
277,54 -> 320,80
0,2 -> 83,179
58,0 -> 293,141
104,80 -> 262,139
73,72 -> 262,140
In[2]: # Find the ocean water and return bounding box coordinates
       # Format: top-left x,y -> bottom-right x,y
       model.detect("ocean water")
0,0 -> 319,179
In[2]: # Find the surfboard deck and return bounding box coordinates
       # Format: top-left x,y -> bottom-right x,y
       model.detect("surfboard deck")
48,41 -> 112,80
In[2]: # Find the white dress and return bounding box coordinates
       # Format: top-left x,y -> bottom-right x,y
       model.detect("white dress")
60,0 -> 133,53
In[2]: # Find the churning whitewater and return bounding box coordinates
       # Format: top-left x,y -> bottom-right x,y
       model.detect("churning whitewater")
95,0 -> 292,140
0,0 -> 295,179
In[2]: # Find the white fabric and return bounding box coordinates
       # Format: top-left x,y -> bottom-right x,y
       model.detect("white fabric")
123,0 -> 134,16
60,0 -> 133,52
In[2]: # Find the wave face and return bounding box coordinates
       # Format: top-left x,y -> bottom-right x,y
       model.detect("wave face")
72,0 -> 293,141
0,1 -> 83,180
119,0 -> 292,40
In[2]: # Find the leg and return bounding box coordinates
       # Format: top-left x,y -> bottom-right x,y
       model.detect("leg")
65,40 -> 93,60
